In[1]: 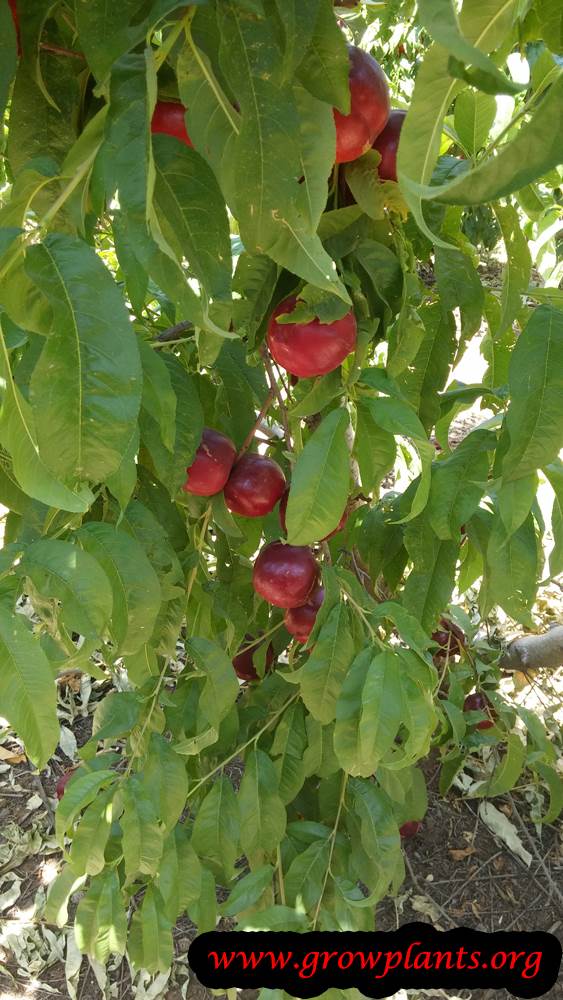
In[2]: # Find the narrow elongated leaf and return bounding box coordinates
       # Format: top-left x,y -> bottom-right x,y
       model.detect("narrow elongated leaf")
153,135 -> 232,307
435,246 -> 483,341
0,1 -> 17,122
187,638 -> 240,732
285,839 -> 330,911
192,777 -> 240,882
334,649 -> 405,776
454,90 -> 496,154
483,514 -> 540,624
74,871 -> 126,964
0,318 -> 93,512
299,603 -> 355,724
270,701 -> 307,804
128,886 -> 173,974
45,865 -> 87,928
0,606 -> 59,769
27,234 -> 142,482
365,397 -> 435,523
403,518 -> 459,631
56,771 -> 117,843
141,734 -> 188,832
474,734 -> 525,797
417,0 -> 521,94
69,789 -> 116,876
427,429 -> 493,539
296,0 -> 349,110
502,306 -> 563,481
20,539 -> 113,640
545,460 -> 563,578
78,524 -> 161,657
221,864 -> 274,917
286,409 -> 350,544
494,204 -> 532,338
238,749 -> 286,860
76,0 -> 188,82
398,303 -> 455,431
157,826 -> 202,922
121,780 -> 164,880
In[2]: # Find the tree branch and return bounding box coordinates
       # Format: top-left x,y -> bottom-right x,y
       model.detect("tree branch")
154,320 -> 194,343
261,346 -> 293,454
238,389 -> 276,457
500,625 -> 563,672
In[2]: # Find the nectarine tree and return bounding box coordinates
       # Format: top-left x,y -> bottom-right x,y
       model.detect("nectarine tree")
0,0 -> 561,976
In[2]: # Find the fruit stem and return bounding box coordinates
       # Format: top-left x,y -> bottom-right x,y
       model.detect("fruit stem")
185,692 -> 300,801
186,505 -> 212,612
39,42 -> 85,60
261,347 -> 293,455
237,388 -> 276,457
276,844 -> 286,905
237,620 -> 284,656
312,772 -> 348,929
154,6 -> 195,70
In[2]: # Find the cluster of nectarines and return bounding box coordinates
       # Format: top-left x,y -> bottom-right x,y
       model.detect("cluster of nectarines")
183,423 -> 342,678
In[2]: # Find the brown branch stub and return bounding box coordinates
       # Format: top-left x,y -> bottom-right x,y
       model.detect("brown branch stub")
260,345 -> 293,455
155,320 -> 194,343
238,388 -> 276,457
39,42 -> 86,60
500,625 -> 563,672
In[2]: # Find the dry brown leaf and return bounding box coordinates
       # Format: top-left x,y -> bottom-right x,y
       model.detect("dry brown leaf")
0,745 -> 26,765
449,845 -> 477,861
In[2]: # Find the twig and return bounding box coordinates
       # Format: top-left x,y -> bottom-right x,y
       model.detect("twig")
507,793 -> 563,908
31,773 -> 55,831
238,389 -> 275,457
261,346 -> 293,455
404,852 -> 453,928
40,42 -> 85,60
154,320 -> 193,343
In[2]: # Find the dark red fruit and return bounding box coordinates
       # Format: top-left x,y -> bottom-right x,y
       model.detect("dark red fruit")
463,692 -> 495,730
285,586 -> 325,643
431,618 -> 465,657
55,769 -> 76,800
333,45 -> 390,164
183,428 -> 236,497
267,296 -> 357,378
279,488 -> 348,541
399,820 -> 421,838
224,453 -> 286,518
232,634 -> 275,682
8,0 -> 21,55
372,110 -> 406,183
151,100 -> 192,147
253,541 -> 319,609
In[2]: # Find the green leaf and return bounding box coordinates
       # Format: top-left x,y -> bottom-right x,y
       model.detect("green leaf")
493,204 -> 532,338
334,649 -> 405,776
0,1 -> 17,123
140,734 -> 188,832
534,762 -> 563,824
355,401 -> 396,492
473,734 -> 526,797
397,303 -> 456,432
497,473 -> 538,537
91,692 -> 142,744
0,606 -> 59,770
350,779 -> 401,896
153,135 -> 232,307
69,789 -> 116,877
192,776 -> 240,883
544,460 -> 563,577
139,341 -> 176,453
434,246 -> 483,342
239,905 -> 307,931
239,749 -> 286,858
188,867 -> 217,933
502,306 -> 563,481
187,638 -> 240,732
483,513 -> 540,624
44,865 -> 87,928
157,826 -> 202,922
128,886 -> 173,974
299,603 -> 355,724
397,0 -> 519,239
286,409 -> 350,544
74,871 -> 127,964
75,0 -> 186,83
363,396 -> 435,523
285,839 -> 330,911
56,770 -> 117,843
0,316 -> 93,513
26,234 -> 142,482
78,524 -> 161,657
427,429 -> 493,539
216,3 -> 347,298
121,779 -> 164,880
290,370 -> 343,420
296,0 -> 350,110
20,539 -> 113,640
7,59 -> 79,180
221,864 -> 274,917
270,701 -> 307,804
403,518 -> 459,631
417,0 -> 522,94
454,90 -> 496,154
415,73 -> 563,207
